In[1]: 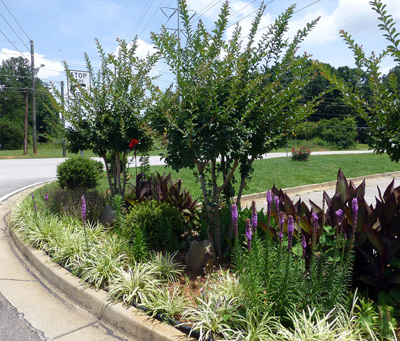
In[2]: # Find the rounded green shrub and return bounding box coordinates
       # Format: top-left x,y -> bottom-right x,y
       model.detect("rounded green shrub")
57,157 -> 103,190
124,200 -> 186,251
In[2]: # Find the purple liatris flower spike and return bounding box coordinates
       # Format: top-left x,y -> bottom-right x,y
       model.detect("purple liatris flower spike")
245,218 -> 252,252
335,209 -> 343,227
231,204 -> 238,236
251,201 -> 257,232
352,198 -> 358,228
45,193 -> 48,202
278,211 -> 285,243
312,212 -> 319,233
351,198 -> 358,243
302,235 -> 307,257
266,190 -> 272,207
81,195 -> 86,223
287,215 -> 294,250
275,195 -> 280,213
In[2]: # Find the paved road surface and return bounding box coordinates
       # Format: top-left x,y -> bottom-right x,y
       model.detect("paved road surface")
0,151 -> 373,201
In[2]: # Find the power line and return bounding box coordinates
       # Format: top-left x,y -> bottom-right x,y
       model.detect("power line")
129,0 -> 157,41
34,43 -> 101,60
192,0 -> 222,23
0,29 -> 25,58
137,0 -> 166,40
0,0 -> 30,41
0,11 -> 30,52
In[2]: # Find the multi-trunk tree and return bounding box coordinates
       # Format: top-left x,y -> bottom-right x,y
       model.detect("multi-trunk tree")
150,0 -> 323,259
56,38 -> 157,195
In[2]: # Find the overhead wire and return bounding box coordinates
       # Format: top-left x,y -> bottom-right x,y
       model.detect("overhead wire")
128,0 -> 157,41
0,29 -> 26,58
0,11 -> 30,52
0,0 -> 30,41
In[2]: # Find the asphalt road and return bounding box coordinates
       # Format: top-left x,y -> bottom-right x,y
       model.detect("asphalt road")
0,151 -> 373,201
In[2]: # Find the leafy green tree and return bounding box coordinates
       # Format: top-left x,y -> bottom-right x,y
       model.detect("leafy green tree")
55,38 -> 157,195
0,56 -> 59,149
322,0 -> 400,161
150,0 -> 321,259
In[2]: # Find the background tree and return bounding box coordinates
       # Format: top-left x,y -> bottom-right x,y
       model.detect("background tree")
150,0 -> 322,259
0,56 -> 59,149
322,0 -> 400,161
56,38 -> 156,195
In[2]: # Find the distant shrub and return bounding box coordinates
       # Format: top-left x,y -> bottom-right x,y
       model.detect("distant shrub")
320,116 -> 358,150
57,157 -> 103,189
292,146 -> 311,161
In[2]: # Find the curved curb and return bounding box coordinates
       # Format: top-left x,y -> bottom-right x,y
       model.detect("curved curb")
239,170 -> 400,205
5,187 -> 194,341
0,179 -> 56,204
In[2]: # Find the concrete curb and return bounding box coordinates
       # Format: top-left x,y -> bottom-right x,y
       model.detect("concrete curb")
239,170 -> 400,205
5,187 -> 194,341
0,179 -> 56,204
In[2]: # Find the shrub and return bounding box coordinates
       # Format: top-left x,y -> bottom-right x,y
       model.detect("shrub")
320,116 -> 358,149
37,185 -> 106,223
123,200 -> 187,251
57,157 -> 103,190
291,146 -> 311,161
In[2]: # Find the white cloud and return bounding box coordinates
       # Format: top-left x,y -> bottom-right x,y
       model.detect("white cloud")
0,48 -> 64,80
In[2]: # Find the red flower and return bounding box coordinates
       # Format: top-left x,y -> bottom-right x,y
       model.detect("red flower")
129,138 -> 138,148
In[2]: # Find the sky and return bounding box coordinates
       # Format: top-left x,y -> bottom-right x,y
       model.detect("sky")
1,0 -> 400,92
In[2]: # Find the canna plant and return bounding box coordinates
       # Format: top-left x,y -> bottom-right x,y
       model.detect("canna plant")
127,172 -> 198,228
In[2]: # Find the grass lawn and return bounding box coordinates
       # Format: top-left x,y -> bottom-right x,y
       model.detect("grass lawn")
117,153 -> 400,199
0,146 -> 162,159
0,142 -> 370,159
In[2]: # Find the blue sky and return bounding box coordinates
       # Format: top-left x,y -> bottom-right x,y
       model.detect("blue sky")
1,0 -> 400,92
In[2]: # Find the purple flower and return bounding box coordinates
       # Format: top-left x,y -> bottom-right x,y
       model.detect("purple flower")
287,215 -> 294,250
81,195 -> 86,223
31,193 -> 34,199
231,204 -> 238,236
302,235 -> 307,257
45,193 -> 48,202
278,211 -> 285,243
351,198 -> 359,243
34,203 -> 37,211
266,191 -> 272,206
251,201 -> 257,232
335,209 -> 343,227
275,195 -> 280,213
312,212 -> 319,233
245,218 -> 252,252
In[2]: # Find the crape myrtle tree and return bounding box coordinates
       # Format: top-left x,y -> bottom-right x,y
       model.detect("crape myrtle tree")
322,0 -> 400,162
150,0 -> 322,259
54,38 -> 157,195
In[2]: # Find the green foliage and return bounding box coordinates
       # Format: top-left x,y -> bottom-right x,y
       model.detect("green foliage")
57,157 -> 103,190
111,194 -> 126,233
320,116 -> 358,149
54,38 -> 156,195
124,200 -> 186,251
38,184 -> 105,223
291,146 -> 311,161
150,0 -> 322,259
130,225 -> 149,262
127,172 -> 198,229
149,251 -> 184,283
0,118 -> 25,150
322,0 -> 400,162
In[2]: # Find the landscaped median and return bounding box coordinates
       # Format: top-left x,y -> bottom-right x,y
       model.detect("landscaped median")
5,169 -> 400,340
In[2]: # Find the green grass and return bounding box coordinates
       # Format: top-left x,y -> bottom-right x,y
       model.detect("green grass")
0,145 -> 162,159
116,153 -> 400,199
0,141 -> 370,159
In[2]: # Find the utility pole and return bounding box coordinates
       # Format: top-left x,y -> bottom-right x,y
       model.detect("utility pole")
61,81 -> 66,157
30,40 -> 37,154
23,88 -> 29,155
